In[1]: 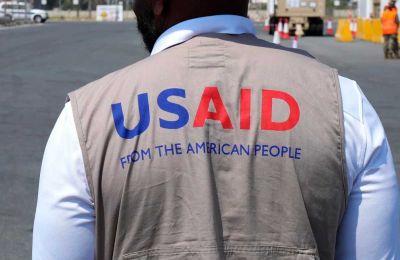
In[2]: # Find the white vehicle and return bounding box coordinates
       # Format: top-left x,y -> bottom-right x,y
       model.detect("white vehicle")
0,1 -> 48,23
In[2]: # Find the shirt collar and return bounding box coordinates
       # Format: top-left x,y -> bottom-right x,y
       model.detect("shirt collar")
150,15 -> 257,56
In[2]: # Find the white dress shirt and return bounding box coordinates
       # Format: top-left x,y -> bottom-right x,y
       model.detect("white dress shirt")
33,15 -> 399,260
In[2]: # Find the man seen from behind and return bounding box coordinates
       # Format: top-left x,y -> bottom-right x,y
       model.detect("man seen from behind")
33,0 -> 399,259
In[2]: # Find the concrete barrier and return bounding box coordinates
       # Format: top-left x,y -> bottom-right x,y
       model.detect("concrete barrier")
357,18 -> 398,44
356,18 -> 364,39
362,19 -> 373,41
335,19 -> 353,42
371,19 -> 383,43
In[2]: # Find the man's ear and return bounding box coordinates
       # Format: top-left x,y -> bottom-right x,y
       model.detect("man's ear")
153,0 -> 164,16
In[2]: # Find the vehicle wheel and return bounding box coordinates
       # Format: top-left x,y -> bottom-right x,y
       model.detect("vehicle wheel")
33,15 -> 42,23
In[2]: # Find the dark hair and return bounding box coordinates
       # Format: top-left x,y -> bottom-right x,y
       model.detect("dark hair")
385,4 -> 396,11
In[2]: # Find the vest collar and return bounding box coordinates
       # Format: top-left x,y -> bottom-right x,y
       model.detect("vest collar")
150,15 -> 257,56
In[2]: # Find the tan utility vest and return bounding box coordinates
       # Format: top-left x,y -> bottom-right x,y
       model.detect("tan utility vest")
68,34 -> 347,260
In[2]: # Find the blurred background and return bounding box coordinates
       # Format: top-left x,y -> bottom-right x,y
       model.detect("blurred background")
0,0 -> 399,259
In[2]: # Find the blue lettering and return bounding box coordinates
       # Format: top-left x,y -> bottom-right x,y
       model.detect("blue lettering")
262,145 -> 269,156
164,144 -> 175,155
231,144 -> 240,155
155,145 -> 163,157
269,145 -> 280,157
196,142 -> 206,153
175,143 -> 183,155
111,93 -> 150,139
295,148 -> 302,159
157,88 -> 189,129
131,151 -> 141,162
221,144 -> 231,155
281,146 -> 289,157
187,143 -> 195,154
240,144 -> 250,156
141,148 -> 152,160
120,157 -> 127,169
209,142 -> 217,154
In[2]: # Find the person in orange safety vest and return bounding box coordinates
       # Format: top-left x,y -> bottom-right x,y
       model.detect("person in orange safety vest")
381,0 -> 399,58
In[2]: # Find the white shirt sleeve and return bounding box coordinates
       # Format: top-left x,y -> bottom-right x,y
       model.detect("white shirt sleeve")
32,78 -> 399,260
335,76 -> 400,259
32,102 -> 95,260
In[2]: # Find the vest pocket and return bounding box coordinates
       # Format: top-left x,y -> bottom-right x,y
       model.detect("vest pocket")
122,245 -> 318,260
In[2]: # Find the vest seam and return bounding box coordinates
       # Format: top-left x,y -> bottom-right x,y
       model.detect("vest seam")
124,252 -> 316,258
190,34 -> 316,60
68,92 -> 96,205
331,70 -> 348,209
122,244 -> 318,258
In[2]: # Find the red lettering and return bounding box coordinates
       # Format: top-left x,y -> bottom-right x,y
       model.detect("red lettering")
240,88 -> 251,129
193,87 -> 233,129
261,89 -> 300,131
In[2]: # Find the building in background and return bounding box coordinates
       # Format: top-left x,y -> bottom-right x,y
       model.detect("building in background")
253,0 -> 398,18
353,0 -> 398,18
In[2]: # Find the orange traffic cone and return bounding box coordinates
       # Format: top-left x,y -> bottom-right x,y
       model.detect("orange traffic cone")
263,17 -> 270,32
326,18 -> 334,36
278,18 -> 283,38
273,23 -> 281,45
292,35 -> 298,48
282,19 -> 290,40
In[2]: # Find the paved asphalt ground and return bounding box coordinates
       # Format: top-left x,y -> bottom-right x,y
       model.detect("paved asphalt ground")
0,21 -> 399,259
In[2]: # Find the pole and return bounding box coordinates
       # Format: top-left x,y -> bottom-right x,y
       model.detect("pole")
73,0 -> 80,18
24,0 -> 28,24
88,0 -> 92,19
366,0 -> 373,18
358,0 -> 373,18
268,0 -> 275,16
